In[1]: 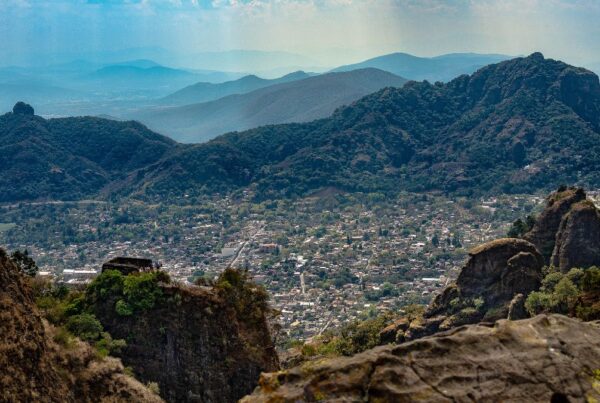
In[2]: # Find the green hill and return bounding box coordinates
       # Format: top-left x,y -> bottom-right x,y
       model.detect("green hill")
134,53 -> 600,199
1,53 -> 599,202
0,105 -> 175,202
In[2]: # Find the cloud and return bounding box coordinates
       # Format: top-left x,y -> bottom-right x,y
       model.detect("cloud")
0,0 -> 598,68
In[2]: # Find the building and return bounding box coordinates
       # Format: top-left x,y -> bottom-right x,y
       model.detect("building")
101,257 -> 154,275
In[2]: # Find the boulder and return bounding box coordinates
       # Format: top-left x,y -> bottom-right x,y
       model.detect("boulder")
379,317 -> 410,344
524,187 -> 586,263
424,238 -> 543,329
242,315 -> 600,402
551,200 -> 600,272
456,239 -> 543,304
507,293 -> 528,320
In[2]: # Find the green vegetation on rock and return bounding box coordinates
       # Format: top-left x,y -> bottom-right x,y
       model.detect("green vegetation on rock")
526,266 -> 600,320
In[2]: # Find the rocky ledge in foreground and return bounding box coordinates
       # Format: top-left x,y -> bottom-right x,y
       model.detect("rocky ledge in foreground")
243,314 -> 600,402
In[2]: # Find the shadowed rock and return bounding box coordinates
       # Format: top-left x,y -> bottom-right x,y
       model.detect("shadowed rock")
242,315 -> 600,402
12,101 -> 34,116
551,200 -> 600,272
524,187 -> 586,263
424,238 -> 543,326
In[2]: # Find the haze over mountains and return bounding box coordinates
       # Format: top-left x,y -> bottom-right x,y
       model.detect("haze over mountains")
2,53 -> 599,203
132,68 -> 408,143
0,52 -> 517,122
159,71 -> 312,106
333,53 -> 512,82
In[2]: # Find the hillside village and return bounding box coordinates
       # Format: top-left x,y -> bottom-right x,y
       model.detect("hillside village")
0,190 -> 560,342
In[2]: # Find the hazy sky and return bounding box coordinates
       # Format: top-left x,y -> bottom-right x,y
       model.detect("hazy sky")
1,0 -> 599,69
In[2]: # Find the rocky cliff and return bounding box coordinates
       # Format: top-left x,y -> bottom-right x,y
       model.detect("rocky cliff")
245,187 -> 600,401
86,269 -> 279,403
0,250 -> 162,403
523,187 -> 600,272
551,200 -> 600,272
381,238 -> 544,343
524,187 -> 587,263
243,315 -> 600,402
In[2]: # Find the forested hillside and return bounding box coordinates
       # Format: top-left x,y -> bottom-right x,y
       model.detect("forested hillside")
1,53 -> 599,202
134,53 -> 600,199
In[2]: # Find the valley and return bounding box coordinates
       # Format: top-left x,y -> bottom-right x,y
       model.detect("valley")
0,190 -> 544,343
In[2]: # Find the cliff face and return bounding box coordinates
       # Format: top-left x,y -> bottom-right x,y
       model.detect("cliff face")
382,238 -> 544,343
0,250 -> 162,403
524,187 -> 587,263
551,200 -> 600,272
87,271 -> 279,403
243,315 -> 600,402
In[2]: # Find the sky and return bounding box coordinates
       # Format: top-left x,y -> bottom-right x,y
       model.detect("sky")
0,0 -> 599,71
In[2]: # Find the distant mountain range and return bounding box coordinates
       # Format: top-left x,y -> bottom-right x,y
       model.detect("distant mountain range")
332,52 -> 512,82
2,53 -> 599,203
0,60 -> 244,115
131,68 -> 408,143
159,71 -> 312,106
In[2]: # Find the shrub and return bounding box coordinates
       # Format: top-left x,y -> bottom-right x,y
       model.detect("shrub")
525,291 -> 554,316
115,300 -> 134,316
526,266 -> 600,320
215,268 -> 270,324
10,249 -> 38,277
146,382 -> 160,396
123,272 -> 165,312
582,267 -> 600,292
66,313 -> 104,341
95,332 -> 127,357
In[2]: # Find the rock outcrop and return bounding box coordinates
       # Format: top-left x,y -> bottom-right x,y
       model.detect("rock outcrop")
12,101 -> 34,116
243,315 -> 600,402
394,238 -> 543,340
0,250 -> 162,403
551,200 -> 600,272
524,187 -> 586,262
88,271 -> 279,403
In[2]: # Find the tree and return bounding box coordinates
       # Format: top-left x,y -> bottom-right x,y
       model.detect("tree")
431,233 -> 440,247
66,313 -> 103,341
451,232 -> 462,248
11,249 -> 39,277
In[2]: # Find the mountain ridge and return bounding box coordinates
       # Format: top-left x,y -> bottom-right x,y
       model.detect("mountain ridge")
131,67 -> 408,143
159,70 -> 312,106
332,52 -> 512,82
1,53 -> 599,202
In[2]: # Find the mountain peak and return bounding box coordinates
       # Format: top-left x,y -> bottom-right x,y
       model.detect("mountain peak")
12,102 -> 34,116
528,51 -> 545,61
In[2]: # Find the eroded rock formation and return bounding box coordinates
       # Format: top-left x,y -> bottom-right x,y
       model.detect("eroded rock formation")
384,238 -> 544,342
524,187 -> 586,262
551,200 -> 600,272
243,315 -> 600,402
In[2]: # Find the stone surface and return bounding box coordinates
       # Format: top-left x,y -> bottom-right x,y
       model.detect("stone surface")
242,315 -> 600,403
424,238 -> 543,329
507,293 -> 528,320
91,282 -> 279,403
0,250 -> 162,403
524,187 -> 587,263
551,200 -> 600,272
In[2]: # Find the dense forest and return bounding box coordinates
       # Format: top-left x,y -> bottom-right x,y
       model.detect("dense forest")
0,53 -> 599,202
